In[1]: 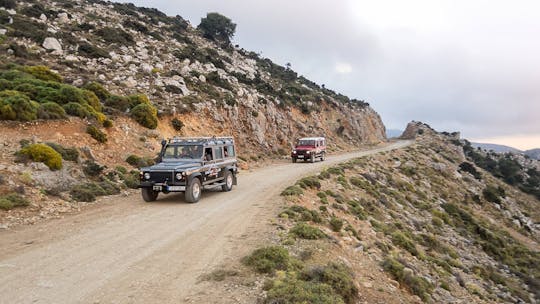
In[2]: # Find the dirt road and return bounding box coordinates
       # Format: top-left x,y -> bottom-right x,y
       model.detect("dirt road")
0,140 -> 412,304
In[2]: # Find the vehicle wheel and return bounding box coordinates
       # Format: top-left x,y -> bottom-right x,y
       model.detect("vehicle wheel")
292,157 -> 297,163
185,178 -> 202,203
222,170 -> 234,192
320,153 -> 325,161
141,188 -> 158,202
310,154 -> 315,163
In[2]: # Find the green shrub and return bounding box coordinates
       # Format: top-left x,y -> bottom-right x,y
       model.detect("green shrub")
22,66 -> 62,82
0,91 -> 38,121
300,263 -> 358,304
45,142 -> 78,161
78,42 -> 110,59
70,182 -> 105,202
382,257 -> 433,301
86,125 -> 107,143
103,119 -> 113,128
0,193 -> 30,210
243,246 -> 294,274
63,102 -> 91,118
18,143 -> 62,170
391,231 -> 419,256
329,217 -> 343,232
95,27 -> 134,45
83,161 -> 105,177
197,12 -> 236,44
327,166 -> 344,175
483,185 -> 505,203
38,102 -> 67,119
130,103 -> 158,129
281,185 -> 303,196
128,94 -> 150,108
265,272 -> 344,304
122,171 -> 140,189
83,81 -> 110,101
297,176 -> 321,189
125,154 -> 154,168
171,117 -> 184,131
290,223 -> 326,239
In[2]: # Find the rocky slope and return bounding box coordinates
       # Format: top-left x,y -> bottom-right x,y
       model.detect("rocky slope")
214,122 -> 540,303
0,0 -> 386,226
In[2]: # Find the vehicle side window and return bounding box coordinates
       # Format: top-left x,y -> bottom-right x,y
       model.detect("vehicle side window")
214,147 -> 223,159
204,147 -> 213,161
225,145 -> 235,157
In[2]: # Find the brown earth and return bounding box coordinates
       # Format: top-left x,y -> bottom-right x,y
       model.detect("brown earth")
0,140 -> 411,304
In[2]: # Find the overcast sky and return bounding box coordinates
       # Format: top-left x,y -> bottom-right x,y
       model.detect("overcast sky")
118,0 -> 539,149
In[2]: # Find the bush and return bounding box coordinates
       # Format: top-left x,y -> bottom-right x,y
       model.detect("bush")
382,257 -> 433,301
130,103 -> 158,129
125,154 -> 154,168
459,162 -> 482,180
105,95 -> 130,111
45,142 -> 78,161
0,91 -> 39,121
297,176 -> 321,190
483,185 -> 505,203
122,171 -> 140,189
300,263 -> 358,304
83,161 -> 105,177
95,27 -> 134,45
265,272 -> 344,304
38,102 -> 67,119
86,125 -> 107,143
83,81 -> 110,101
0,0 -> 17,9
329,217 -> 343,232
22,66 -> 62,82
0,193 -> 30,210
78,42 -> 110,59
171,117 -> 184,131
281,185 -> 303,196
290,223 -> 326,239
18,143 -> 62,170
243,246 -> 292,274
70,182 -> 105,202
391,231 -> 419,256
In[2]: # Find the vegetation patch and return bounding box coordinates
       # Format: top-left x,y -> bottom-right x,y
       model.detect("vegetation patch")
125,154 -> 154,168
300,263 -> 359,304
45,142 -> 79,161
17,143 -> 62,170
382,257 -> 433,301
290,223 -> 326,239
242,246 -> 296,274
86,125 -> 107,143
0,193 -> 30,210
281,185 -> 303,196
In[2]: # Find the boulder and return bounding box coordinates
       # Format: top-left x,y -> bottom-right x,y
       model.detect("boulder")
42,37 -> 62,53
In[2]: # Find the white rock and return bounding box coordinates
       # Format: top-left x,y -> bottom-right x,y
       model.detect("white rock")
65,55 -> 79,62
199,75 -> 206,82
6,9 -> 15,15
0,29 -> 6,35
72,79 -> 84,87
57,12 -> 69,23
123,77 -> 137,88
39,14 -> 47,22
140,63 -> 153,74
42,37 -> 62,53
98,74 -> 106,81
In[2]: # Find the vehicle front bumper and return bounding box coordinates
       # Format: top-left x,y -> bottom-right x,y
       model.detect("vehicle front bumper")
139,181 -> 186,192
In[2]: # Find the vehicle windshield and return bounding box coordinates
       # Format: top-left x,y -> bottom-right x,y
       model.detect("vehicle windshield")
163,145 -> 203,159
297,140 -> 315,146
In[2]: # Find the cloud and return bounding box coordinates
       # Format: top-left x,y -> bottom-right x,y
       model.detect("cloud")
335,63 -> 352,74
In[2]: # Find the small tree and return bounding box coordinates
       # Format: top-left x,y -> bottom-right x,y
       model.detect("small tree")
197,12 -> 236,45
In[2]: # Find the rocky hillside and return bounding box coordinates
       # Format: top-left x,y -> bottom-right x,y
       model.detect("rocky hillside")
0,0 -> 385,151
210,122 -> 540,303
0,0 -> 386,226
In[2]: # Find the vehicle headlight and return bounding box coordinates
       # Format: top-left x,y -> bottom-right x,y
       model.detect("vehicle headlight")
306,151 -> 310,154
292,150 -> 297,154
176,173 -> 183,180
144,172 -> 150,180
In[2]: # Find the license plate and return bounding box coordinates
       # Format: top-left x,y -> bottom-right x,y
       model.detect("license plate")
167,186 -> 184,191
153,185 -> 162,191
297,155 -> 304,158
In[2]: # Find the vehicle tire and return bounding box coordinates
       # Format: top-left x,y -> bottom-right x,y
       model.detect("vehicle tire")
320,153 -> 325,161
141,188 -> 158,202
310,154 -> 315,163
292,157 -> 297,163
185,178 -> 202,203
221,170 -> 234,192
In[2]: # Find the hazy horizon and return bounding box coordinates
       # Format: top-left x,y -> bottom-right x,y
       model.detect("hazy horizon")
117,0 -> 540,149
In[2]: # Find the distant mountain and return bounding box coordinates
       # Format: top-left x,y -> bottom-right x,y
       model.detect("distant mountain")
386,129 -> 403,138
525,148 -> 540,160
472,142 -> 522,153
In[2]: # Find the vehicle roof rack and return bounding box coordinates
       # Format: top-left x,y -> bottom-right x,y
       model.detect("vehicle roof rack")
168,136 -> 234,145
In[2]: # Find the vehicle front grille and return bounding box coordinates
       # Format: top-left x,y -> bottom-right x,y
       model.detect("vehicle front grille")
149,171 -> 173,183
296,150 -> 309,156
